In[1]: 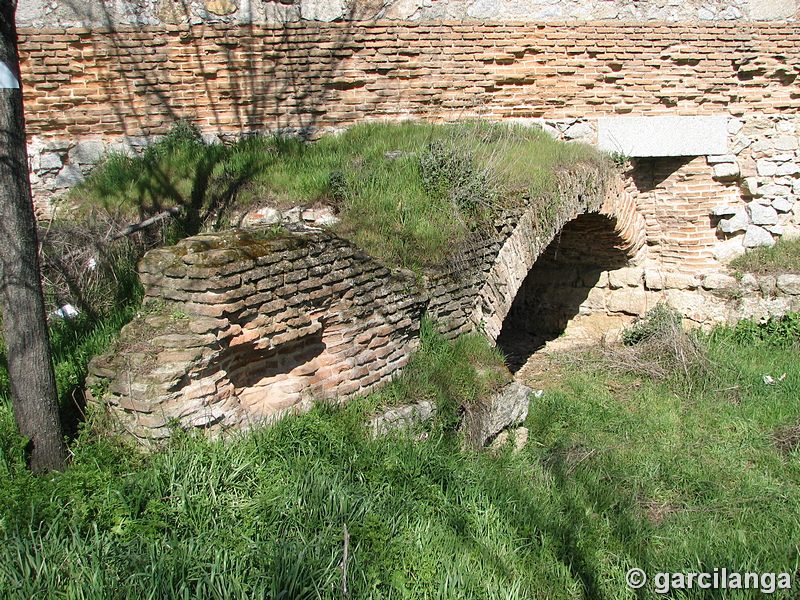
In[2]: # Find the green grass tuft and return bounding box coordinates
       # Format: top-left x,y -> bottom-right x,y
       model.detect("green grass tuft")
730,237 -> 800,276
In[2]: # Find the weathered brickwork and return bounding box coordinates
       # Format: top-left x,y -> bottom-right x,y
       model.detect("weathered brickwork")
87,161 -> 800,440
88,167 -> 630,440
18,22 -> 800,140
87,229 -> 426,440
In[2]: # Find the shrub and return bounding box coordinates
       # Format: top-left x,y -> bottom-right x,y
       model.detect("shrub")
621,303 -> 683,346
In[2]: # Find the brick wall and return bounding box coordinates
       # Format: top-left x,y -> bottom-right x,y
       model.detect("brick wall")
18,22 -> 800,140
87,228 -> 426,440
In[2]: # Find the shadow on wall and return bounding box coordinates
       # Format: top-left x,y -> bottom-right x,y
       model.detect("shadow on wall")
218,327 -> 327,415
496,213 -> 630,372
40,0 -> 362,141
625,156 -> 694,193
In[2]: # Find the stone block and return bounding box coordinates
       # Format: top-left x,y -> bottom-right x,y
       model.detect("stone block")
718,209 -> 748,233
774,135 -> 799,151
740,177 -> 761,197
756,159 -> 778,177
743,225 -> 776,248
54,165 -> 84,187
759,276 -> 778,295
777,274 -> 800,295
608,267 -> 643,289
596,115 -> 728,157
644,269 -> 664,290
702,273 -> 737,291
710,204 -> 739,217
68,140 -> 105,165
740,273 -> 759,292
776,163 -> 800,177
712,162 -> 740,181
664,272 -> 699,290
707,154 -> 738,165
747,203 -> 779,226
38,152 -> 63,171
772,197 -> 794,213
607,288 -> 647,315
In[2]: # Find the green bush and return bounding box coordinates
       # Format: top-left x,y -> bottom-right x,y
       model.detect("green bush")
621,302 -> 683,346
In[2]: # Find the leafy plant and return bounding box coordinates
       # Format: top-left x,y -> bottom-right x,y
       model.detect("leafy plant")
621,302 -> 684,346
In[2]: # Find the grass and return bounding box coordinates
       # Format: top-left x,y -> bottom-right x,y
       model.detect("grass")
67,120 -> 612,271
1,316 -> 800,598
0,281 -> 141,441
730,237 -> 800,276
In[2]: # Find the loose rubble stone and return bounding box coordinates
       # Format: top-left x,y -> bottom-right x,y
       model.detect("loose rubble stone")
370,401 -> 436,437
772,197 -> 794,212
462,382 -> 531,448
242,207 -> 281,226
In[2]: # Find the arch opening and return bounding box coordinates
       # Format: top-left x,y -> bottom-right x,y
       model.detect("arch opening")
496,213 -> 631,372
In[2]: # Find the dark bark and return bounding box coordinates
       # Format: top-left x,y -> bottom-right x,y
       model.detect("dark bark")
0,0 -> 66,473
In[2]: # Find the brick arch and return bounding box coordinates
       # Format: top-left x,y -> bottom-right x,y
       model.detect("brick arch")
472,180 -> 647,342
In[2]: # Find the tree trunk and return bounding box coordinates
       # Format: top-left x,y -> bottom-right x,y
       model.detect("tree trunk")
0,0 -> 66,473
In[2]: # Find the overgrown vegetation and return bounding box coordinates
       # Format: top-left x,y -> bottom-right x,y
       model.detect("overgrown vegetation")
730,236 -> 800,275
2,315 -> 800,598
65,120 -> 611,271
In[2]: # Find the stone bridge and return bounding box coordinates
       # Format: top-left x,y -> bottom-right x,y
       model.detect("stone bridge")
87,155 -> 800,440
86,166 -> 648,440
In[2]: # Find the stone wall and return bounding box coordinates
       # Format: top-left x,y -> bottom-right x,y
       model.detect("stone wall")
87,228 -> 426,440
15,0 -> 799,28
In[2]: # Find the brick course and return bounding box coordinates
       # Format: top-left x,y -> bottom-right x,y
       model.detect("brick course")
17,22 -> 800,140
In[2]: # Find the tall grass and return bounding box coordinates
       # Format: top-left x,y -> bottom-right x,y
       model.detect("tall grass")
730,236 -> 800,275
2,318 -> 800,598
69,121 -> 612,270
